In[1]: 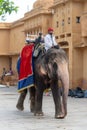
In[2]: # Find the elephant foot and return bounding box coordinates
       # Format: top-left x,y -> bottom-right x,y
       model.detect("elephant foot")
16,103 -> 24,111
34,111 -> 44,116
55,113 -> 66,119
30,107 -> 35,113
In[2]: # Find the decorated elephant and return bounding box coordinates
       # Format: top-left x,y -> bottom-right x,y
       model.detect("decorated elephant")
16,46 -> 69,119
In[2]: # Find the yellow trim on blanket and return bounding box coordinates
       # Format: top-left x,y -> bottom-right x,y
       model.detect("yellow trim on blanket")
18,84 -> 35,93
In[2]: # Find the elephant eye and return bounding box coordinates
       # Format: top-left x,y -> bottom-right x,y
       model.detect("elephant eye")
42,74 -> 46,78
43,74 -> 50,81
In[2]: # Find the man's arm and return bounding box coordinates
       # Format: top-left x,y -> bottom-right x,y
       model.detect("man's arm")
53,36 -> 58,45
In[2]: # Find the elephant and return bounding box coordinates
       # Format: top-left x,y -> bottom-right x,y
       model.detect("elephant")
16,47 -> 69,119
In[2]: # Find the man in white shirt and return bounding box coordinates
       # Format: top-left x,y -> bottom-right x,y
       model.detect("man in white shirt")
44,28 -> 59,51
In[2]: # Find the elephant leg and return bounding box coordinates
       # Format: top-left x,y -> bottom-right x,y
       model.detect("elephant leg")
51,81 -> 63,119
60,68 -> 69,118
34,86 -> 44,116
16,89 -> 27,111
29,86 -> 36,113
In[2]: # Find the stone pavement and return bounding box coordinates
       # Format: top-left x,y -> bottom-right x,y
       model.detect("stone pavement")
0,85 -> 87,130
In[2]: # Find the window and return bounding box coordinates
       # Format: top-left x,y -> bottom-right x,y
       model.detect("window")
55,36 -> 58,39
66,33 -> 71,37
68,17 -> 70,24
60,34 -> 65,38
76,16 -> 80,23
62,19 -> 64,26
56,21 -> 59,27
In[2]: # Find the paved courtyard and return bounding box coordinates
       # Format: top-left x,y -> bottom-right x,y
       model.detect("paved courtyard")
0,85 -> 87,130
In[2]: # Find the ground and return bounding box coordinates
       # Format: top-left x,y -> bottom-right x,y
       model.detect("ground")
0,85 -> 87,130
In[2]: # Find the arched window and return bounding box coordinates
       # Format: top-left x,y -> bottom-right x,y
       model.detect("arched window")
76,16 -> 80,23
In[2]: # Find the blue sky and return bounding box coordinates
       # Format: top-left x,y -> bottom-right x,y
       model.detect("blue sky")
2,0 -> 36,22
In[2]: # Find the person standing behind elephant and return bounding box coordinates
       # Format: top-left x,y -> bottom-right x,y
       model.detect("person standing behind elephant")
35,32 -> 44,44
1,67 -> 7,80
44,28 -> 59,51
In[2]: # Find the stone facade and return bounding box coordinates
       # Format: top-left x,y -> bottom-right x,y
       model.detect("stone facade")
0,0 -> 87,89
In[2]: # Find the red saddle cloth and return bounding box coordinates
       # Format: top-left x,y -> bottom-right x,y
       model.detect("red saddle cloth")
19,44 -> 34,80
18,43 -> 34,92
